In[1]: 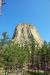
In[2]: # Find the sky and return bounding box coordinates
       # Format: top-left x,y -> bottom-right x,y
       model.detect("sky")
0,0 -> 50,42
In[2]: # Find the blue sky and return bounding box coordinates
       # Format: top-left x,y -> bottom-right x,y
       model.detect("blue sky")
0,0 -> 50,42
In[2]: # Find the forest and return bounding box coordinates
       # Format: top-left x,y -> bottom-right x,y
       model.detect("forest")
0,32 -> 50,75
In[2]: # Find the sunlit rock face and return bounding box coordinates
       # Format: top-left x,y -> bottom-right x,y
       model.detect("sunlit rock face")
12,24 -> 43,47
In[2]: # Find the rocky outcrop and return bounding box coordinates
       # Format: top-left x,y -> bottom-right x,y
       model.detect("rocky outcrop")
12,23 -> 43,47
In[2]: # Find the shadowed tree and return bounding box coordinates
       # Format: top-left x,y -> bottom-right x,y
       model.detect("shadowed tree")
0,32 -> 10,69
40,41 -> 49,75
0,32 -> 9,48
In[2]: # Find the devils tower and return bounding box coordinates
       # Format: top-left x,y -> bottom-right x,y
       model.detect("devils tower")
12,24 -> 43,47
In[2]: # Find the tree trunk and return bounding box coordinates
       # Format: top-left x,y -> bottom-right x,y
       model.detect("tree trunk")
5,70 -> 8,75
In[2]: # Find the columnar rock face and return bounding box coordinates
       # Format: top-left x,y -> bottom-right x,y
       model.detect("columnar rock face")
12,24 -> 43,47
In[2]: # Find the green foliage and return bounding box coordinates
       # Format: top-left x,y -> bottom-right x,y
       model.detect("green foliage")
15,45 -> 29,65
1,41 -> 30,70
0,32 -> 12,68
